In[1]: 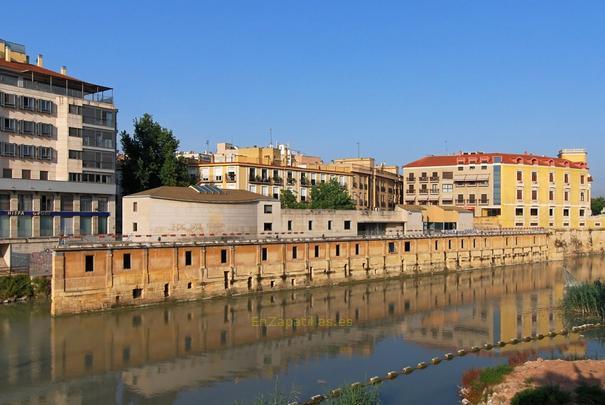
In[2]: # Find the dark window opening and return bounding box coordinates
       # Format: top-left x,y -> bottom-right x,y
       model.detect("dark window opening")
355,243 -> 360,255
264,222 -> 272,231
185,250 -> 192,266
187,282 -> 192,289
388,242 -> 396,254
262,247 -> 268,261
85,255 -> 94,272
287,220 -> 292,231
132,288 -> 142,299
123,253 -> 131,270
292,246 -> 298,259
308,220 -> 313,231
344,220 -> 351,230
328,220 -> 332,230
335,244 -> 340,256
314,245 -> 320,257
164,283 -> 169,297
221,249 -> 228,264
404,241 -> 411,252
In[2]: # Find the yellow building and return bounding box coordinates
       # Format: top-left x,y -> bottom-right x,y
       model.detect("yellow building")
403,150 -> 592,229
187,143 -> 403,210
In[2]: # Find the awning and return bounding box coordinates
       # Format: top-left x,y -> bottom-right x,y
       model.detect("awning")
476,174 -> 489,181
465,175 -> 478,181
453,175 -> 466,181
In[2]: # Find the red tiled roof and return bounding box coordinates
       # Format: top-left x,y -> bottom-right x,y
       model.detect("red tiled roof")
0,59 -> 110,91
404,152 -> 588,169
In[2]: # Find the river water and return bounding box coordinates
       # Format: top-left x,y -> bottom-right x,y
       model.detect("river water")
1,256 -> 605,404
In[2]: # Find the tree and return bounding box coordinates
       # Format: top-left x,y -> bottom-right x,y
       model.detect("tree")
592,197 -> 605,215
120,114 -> 191,195
309,179 -> 355,210
280,189 -> 303,208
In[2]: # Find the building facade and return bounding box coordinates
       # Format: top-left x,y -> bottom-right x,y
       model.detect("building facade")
0,39 -> 117,270
403,150 -> 592,228
122,185 -> 427,242
187,143 -> 403,210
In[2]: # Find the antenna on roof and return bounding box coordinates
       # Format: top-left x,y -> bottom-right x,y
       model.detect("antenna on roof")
269,128 -> 273,147
204,140 -> 209,154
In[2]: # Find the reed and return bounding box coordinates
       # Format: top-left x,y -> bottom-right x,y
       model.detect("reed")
562,281 -> 605,321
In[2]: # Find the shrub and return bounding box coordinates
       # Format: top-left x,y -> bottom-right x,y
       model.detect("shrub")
511,385 -> 571,405
574,384 -> 605,404
0,275 -> 33,300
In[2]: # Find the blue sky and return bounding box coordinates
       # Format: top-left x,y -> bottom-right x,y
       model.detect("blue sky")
3,1 -> 604,194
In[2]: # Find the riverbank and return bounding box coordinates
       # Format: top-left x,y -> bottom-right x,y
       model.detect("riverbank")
0,275 -> 50,304
487,359 -> 605,404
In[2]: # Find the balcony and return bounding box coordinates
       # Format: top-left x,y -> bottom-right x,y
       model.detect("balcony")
287,178 -> 296,185
249,176 -> 272,184
478,199 -> 489,205
430,176 -> 440,182
455,199 -> 465,205
407,176 -> 416,182
419,176 -> 429,182
407,188 -> 416,194
419,189 -> 429,194
226,175 -> 237,183
430,189 -> 439,194
467,199 -> 477,205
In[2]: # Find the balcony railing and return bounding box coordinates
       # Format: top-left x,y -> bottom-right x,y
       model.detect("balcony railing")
407,188 -> 415,193
226,175 -> 237,183
430,176 -> 440,182
455,200 -> 465,205
478,199 -> 489,205
419,189 -> 429,194
430,189 -> 439,194
407,176 -> 416,182
419,176 -> 429,182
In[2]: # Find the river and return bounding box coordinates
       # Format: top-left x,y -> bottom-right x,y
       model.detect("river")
1,256 -> 605,404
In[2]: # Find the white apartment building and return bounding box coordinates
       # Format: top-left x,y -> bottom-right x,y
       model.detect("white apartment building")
0,39 -> 117,271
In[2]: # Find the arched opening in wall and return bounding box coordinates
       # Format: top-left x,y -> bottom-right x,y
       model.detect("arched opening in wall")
270,280 -> 275,288
224,272 -> 229,289
247,277 -> 252,290
309,267 -> 313,281
291,278 -> 295,286
187,282 -> 192,289
115,295 -> 120,304
344,264 -> 348,277
164,283 -> 169,297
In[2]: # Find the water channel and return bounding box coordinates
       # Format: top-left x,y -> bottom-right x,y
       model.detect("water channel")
2,256 -> 605,404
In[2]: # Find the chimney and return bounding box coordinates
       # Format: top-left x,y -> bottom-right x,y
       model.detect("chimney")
36,54 -> 43,67
4,45 -> 11,62
60,66 -> 67,75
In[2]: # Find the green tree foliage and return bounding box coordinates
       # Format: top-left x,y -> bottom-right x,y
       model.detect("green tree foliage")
309,179 -> 355,210
280,189 -> 302,208
120,114 -> 191,195
592,197 -> 605,215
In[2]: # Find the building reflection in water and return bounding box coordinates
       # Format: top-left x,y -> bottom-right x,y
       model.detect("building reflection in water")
1,256 -> 604,404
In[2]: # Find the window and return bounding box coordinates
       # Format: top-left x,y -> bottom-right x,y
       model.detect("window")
2,168 -> 11,178
80,196 -> 92,211
221,249 -> 228,263
37,123 -> 53,136
21,169 -> 31,179
388,242 -> 396,254
17,216 -> 32,237
185,251 -> 192,266
564,173 -> 569,183
405,241 -> 411,252
328,220 -> 332,230
132,222 -> 138,232
515,207 -> 523,216
563,209 -> 569,217
344,220 -> 351,230
69,127 -> 82,137
263,204 -> 272,214
516,189 -> 523,200
549,190 -> 554,201
21,96 -> 35,110
292,246 -> 298,259
516,171 -> 522,181
68,150 -> 82,160
18,194 -> 32,210
549,208 -> 554,217
580,209 -> 585,217
80,217 -> 92,235
531,190 -> 537,201
549,172 -> 554,183
38,99 -> 53,113
564,191 -> 569,202
21,120 -> 35,134
61,195 -> 73,211
98,217 -> 107,234
40,216 -> 53,237
335,245 -> 340,256
530,208 -> 538,216
580,192 -> 585,202
287,220 -> 292,231
133,202 -> 138,212
531,172 -> 537,182
442,184 -> 453,193
85,255 -> 94,272
442,171 -> 453,179
69,104 -> 82,115
2,92 -> 17,107
308,220 -> 313,231
314,245 -> 320,257
2,117 -> 17,132
97,197 -> 108,212
40,195 -> 53,211
39,171 -> 48,180
264,222 -> 272,231
581,175 -> 585,185
261,247 -> 268,261
123,253 -> 131,270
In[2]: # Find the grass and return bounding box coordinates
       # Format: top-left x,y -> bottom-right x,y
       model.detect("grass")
562,281 -> 605,321
511,384 -> 605,405
460,364 -> 514,404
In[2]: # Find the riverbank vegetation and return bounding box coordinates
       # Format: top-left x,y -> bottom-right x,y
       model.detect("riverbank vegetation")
0,275 -> 50,303
511,384 -> 605,405
460,364 -> 514,403
562,281 -> 605,321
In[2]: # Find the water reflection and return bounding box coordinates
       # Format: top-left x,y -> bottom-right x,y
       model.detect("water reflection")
1,256 -> 604,404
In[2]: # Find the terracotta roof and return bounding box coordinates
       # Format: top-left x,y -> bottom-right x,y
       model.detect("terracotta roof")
397,204 -> 425,213
0,59 -> 111,91
404,152 -> 587,169
124,186 -> 274,204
